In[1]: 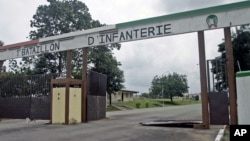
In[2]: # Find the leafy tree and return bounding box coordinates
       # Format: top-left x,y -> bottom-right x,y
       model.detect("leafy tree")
0,40 -> 6,73
211,26 -> 250,91
149,72 -> 188,102
0,40 -> 3,46
8,0 -> 125,104
149,75 -> 162,99
26,0 -> 100,74
210,56 -> 227,91
89,46 -> 124,105
140,93 -> 150,98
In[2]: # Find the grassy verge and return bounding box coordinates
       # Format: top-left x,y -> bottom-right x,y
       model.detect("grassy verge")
221,126 -> 229,141
107,97 -> 200,112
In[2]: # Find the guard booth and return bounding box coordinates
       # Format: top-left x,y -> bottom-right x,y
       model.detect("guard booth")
51,78 -> 83,124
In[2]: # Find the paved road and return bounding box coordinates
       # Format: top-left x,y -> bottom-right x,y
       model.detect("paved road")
0,104 -> 223,141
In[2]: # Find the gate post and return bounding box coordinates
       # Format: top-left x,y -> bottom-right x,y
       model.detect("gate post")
65,50 -> 72,124
224,27 -> 237,125
82,47 -> 88,122
197,31 -> 210,129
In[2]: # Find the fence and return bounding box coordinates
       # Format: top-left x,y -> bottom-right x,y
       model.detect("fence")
0,71 -> 107,121
0,73 -> 59,119
0,73 -> 60,98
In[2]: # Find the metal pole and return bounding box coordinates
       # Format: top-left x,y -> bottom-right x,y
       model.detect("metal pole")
197,31 -> 209,129
0,60 -> 4,76
212,73 -> 215,92
161,76 -> 164,107
161,71 -> 169,107
224,27 -> 237,125
207,60 -> 211,93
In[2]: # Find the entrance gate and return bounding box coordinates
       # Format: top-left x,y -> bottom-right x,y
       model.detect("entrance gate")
208,92 -> 229,125
0,71 -> 107,121
0,73 -> 59,119
207,59 -> 229,125
1,1 -> 250,127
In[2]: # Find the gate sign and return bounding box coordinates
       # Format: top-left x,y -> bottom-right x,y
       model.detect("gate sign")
1,1 -> 250,60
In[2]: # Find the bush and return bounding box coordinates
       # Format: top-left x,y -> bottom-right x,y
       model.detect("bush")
194,95 -> 199,101
145,102 -> 149,108
135,102 -> 141,108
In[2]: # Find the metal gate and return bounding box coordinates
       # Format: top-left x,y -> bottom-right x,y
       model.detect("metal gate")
0,71 -> 107,121
87,71 -> 107,121
207,59 -> 229,125
0,96 -> 50,120
208,92 -> 229,125
0,73 -> 59,120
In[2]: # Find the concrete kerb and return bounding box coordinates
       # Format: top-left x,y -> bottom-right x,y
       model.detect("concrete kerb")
214,125 -> 227,141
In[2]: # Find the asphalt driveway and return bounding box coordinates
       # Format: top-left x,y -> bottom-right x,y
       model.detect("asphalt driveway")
0,104 -> 224,141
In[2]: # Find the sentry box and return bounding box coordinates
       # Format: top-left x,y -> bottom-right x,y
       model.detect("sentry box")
50,78 -> 83,124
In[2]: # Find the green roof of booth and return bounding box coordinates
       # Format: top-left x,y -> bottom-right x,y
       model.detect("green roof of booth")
236,71 -> 250,77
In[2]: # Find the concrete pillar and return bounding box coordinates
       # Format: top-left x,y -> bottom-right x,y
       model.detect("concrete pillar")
224,27 -> 237,125
197,31 -> 210,129
82,47 -> 88,122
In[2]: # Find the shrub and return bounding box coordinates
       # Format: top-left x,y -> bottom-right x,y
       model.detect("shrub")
135,102 -> 141,108
145,102 -> 149,108
194,95 -> 199,101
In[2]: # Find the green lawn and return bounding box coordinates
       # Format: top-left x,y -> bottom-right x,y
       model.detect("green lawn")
107,97 -> 200,111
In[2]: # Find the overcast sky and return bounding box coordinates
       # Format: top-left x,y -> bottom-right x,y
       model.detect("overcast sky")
0,0 -> 244,94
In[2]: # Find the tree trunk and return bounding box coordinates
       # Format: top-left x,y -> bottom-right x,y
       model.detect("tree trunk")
109,93 -> 112,106
58,52 -> 64,74
170,94 -> 173,103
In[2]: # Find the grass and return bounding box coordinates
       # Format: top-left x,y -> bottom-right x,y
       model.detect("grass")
107,97 -> 200,111
221,126 -> 230,141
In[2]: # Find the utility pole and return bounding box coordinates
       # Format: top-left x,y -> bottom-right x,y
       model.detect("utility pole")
161,71 -> 169,107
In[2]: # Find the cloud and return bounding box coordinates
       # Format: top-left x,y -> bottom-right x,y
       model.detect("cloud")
154,0 -> 244,14
0,0 -> 48,44
0,0 -> 244,94
114,32 -> 200,92
110,0 -> 243,93
85,0 -> 160,24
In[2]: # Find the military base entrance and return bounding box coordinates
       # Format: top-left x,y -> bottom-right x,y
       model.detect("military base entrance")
1,1 -> 250,128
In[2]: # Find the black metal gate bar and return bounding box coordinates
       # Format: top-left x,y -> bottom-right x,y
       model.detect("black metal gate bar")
0,73 -> 59,119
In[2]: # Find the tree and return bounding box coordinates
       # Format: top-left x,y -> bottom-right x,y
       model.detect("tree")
6,0 -> 103,74
8,0 -> 125,104
140,93 -> 150,98
0,40 -> 3,46
149,72 -> 188,102
211,25 -> 250,91
149,75 -> 162,99
89,46 -> 125,105
26,0 -> 100,74
0,40 -> 6,73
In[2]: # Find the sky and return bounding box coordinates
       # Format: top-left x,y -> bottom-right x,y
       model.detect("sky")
0,0 -> 244,94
